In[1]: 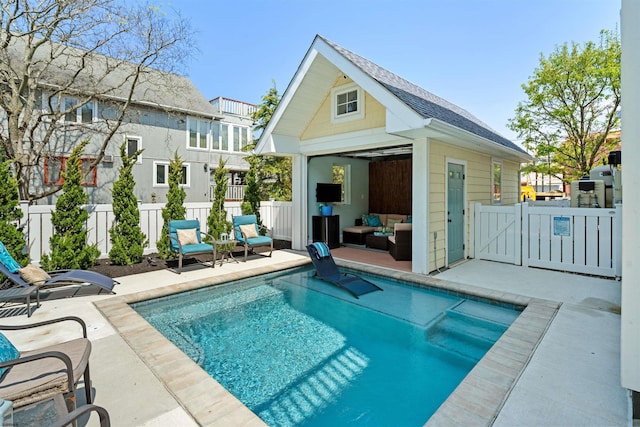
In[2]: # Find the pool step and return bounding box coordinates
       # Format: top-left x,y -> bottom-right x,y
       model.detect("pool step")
425,310 -> 508,362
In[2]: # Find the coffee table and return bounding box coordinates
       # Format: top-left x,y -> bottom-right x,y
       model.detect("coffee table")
365,233 -> 391,250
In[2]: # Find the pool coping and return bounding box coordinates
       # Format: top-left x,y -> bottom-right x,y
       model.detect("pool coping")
95,258 -> 560,427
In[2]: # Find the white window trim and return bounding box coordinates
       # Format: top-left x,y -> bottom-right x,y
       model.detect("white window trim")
492,159 -> 503,205
125,135 -> 143,164
153,161 -> 191,188
331,83 -> 365,123
186,117 -> 210,151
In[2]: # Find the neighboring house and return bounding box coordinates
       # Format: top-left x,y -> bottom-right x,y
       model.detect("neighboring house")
3,36 -> 254,205
256,35 -> 532,274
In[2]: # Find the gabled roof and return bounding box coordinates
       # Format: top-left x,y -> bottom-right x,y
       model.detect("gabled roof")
320,36 -> 526,155
4,35 -> 217,118
258,35 -> 531,161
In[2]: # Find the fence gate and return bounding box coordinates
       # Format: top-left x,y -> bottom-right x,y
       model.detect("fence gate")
473,202 -> 621,278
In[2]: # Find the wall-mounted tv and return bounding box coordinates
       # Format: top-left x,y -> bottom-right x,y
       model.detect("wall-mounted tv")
316,183 -> 342,203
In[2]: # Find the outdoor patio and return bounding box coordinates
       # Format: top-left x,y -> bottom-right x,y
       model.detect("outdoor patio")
0,249 -> 627,426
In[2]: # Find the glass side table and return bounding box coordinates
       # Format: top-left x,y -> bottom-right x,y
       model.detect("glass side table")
213,240 -> 239,267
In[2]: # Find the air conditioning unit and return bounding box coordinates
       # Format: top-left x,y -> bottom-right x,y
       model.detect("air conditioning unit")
102,154 -> 114,163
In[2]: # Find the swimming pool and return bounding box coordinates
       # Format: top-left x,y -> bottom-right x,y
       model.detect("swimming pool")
133,266 -> 522,426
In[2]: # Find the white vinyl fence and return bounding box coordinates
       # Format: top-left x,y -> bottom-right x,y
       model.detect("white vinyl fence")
472,202 -> 622,278
21,201 -> 293,263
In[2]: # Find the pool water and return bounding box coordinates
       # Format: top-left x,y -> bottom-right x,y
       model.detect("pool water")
133,267 -> 521,426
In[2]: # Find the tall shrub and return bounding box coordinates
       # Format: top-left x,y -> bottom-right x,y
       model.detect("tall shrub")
0,161 -> 28,266
41,141 -> 100,270
156,152 -> 186,259
206,158 -> 231,240
109,142 -> 147,265
241,155 -> 262,227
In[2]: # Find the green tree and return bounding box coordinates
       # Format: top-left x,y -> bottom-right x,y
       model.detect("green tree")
41,141 -> 100,270
156,152 -> 187,259
249,82 -> 292,201
509,29 -> 621,184
0,161 -> 28,266
206,158 -> 232,241
109,142 -> 147,265
241,155 -> 262,226
0,1 -> 194,202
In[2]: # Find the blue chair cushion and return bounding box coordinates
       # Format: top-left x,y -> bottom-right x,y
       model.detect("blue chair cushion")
0,242 -> 22,273
233,215 -> 260,241
0,333 -> 19,377
181,243 -> 213,254
169,219 -> 203,251
245,236 -> 272,246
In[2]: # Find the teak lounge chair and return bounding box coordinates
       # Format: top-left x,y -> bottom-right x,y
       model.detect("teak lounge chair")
168,219 -> 215,273
0,316 -> 92,413
232,214 -> 273,262
306,242 -> 383,298
0,242 -> 116,294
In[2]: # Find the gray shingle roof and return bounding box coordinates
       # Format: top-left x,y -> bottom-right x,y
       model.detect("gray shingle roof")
320,36 -> 527,155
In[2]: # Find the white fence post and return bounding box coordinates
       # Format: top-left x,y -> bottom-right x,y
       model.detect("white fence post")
615,203 -> 622,278
521,202 -> 529,267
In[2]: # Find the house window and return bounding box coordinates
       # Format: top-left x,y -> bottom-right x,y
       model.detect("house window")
44,156 -> 97,186
221,124 -> 229,151
63,97 -> 96,123
492,160 -> 502,204
233,126 -> 240,151
126,136 -> 142,164
332,164 -> 350,204
211,123 -> 220,150
154,161 -> 190,187
187,118 -> 209,150
331,84 -> 364,123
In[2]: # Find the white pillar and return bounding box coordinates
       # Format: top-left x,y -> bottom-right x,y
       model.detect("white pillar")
621,0 -> 640,392
291,154 -> 308,251
412,138 -> 429,274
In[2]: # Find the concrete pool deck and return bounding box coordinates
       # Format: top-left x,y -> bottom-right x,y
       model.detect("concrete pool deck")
0,251 -> 627,426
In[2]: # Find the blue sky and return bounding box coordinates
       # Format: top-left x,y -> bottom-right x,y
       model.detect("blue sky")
169,0 -> 620,143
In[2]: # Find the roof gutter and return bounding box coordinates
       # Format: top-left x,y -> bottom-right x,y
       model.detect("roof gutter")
424,118 -> 533,162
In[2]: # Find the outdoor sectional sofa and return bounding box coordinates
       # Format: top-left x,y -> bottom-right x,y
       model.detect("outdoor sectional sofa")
342,213 -> 410,245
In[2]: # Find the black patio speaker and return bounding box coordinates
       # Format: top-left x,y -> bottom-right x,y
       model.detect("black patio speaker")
608,150 -> 622,166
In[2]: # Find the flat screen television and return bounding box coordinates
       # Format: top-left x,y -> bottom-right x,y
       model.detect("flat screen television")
316,183 -> 342,203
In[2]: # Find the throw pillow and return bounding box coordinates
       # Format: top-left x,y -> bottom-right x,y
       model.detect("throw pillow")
406,216 -> 413,223
386,218 -> 403,229
239,224 -> 259,239
177,228 -> 199,246
361,215 -> 369,226
18,264 -> 51,285
0,333 -> 19,377
366,215 -> 382,227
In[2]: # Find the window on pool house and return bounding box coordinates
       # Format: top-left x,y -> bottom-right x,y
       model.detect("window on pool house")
492,160 -> 502,204
332,84 -> 364,123
332,164 -> 350,204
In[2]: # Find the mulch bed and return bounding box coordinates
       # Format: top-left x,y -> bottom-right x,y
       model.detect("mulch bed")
88,239 -> 292,278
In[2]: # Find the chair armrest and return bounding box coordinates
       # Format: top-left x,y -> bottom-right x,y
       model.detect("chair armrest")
258,224 -> 273,238
0,316 -> 88,338
0,350 -> 76,396
168,233 -> 183,253
51,404 -> 110,427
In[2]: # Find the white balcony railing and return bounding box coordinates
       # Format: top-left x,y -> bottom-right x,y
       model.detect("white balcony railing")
210,96 -> 256,118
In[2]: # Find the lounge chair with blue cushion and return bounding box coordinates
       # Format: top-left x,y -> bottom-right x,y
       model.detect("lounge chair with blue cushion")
306,242 -> 383,298
0,242 -> 116,294
232,214 -> 273,262
168,219 -> 215,273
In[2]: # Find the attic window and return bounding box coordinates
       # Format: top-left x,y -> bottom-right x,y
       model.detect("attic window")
332,84 -> 364,123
